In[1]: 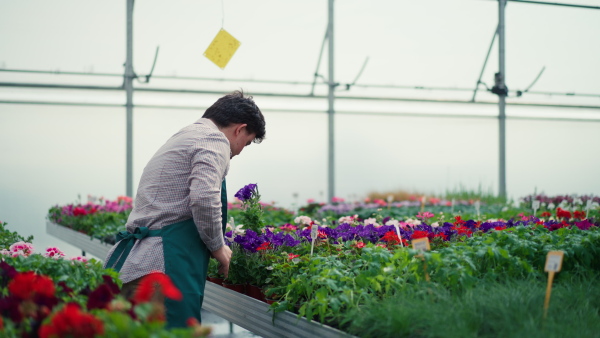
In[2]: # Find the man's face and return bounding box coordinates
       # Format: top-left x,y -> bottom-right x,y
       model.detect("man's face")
231,129 -> 256,158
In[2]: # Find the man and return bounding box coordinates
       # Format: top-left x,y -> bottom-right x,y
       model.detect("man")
104,90 -> 266,328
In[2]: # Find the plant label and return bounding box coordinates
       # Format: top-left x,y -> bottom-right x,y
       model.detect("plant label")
586,200 -> 592,217
532,200 -> 540,216
474,200 -> 481,218
544,251 -> 564,272
451,199 -> 455,214
412,237 -> 430,253
393,224 -> 404,247
310,224 -> 318,241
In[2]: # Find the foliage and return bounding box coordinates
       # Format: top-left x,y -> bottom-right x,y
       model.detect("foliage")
233,184 -> 265,234
47,196 -> 132,244
0,221 -> 33,249
342,273 -> 600,338
1,251 -> 211,337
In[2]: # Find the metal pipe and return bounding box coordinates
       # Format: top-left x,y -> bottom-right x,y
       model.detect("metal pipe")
327,0 -> 335,203
1,81 -> 599,110
2,68 -> 599,98
472,25 -> 498,102
498,0 -> 507,198
3,99 -> 600,123
125,0 -> 134,198
507,0 -> 600,10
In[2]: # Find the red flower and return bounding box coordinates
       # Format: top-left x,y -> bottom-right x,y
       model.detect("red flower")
549,221 -> 569,231
133,272 -> 182,304
540,211 -> 552,218
433,233 -> 447,241
72,207 -> 87,216
86,284 -> 114,310
353,241 -> 366,249
411,230 -> 430,240
256,242 -> 271,251
318,230 -> 328,239
39,303 -> 104,338
452,226 -> 473,237
382,231 -> 408,246
288,253 -> 300,259
8,272 -> 55,300
573,210 -> 586,220
556,208 -> 572,219
494,225 -> 506,231
453,216 -> 466,226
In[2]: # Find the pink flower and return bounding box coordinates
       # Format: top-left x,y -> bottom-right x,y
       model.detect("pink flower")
9,242 -> 34,256
331,196 -> 345,203
307,198 -> 315,203
416,212 -> 435,220
70,256 -> 89,263
44,247 -> 65,259
279,224 -> 297,232
353,241 -> 366,249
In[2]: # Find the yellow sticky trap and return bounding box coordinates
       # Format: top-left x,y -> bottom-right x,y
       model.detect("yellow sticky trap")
203,29 -> 241,69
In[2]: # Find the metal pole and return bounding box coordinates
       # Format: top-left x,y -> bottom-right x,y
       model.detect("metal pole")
327,0 -> 335,202
125,0 -> 134,198
498,0 -> 507,198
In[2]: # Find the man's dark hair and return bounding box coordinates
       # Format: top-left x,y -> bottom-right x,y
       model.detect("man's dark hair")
203,90 -> 266,143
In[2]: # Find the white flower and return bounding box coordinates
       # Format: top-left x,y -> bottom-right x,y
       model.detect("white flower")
364,218 -> 380,227
405,218 -> 421,226
431,222 -> 439,228
574,198 -> 583,205
338,215 -> 355,224
294,216 -> 313,225
548,203 -> 556,210
383,266 -> 393,273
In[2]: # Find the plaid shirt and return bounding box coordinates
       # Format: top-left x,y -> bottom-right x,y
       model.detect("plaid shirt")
104,118 -> 230,283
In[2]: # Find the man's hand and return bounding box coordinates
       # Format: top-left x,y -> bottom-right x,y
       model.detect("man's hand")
211,245 -> 232,278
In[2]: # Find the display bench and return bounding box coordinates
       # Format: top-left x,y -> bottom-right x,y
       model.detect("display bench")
46,221 -> 353,338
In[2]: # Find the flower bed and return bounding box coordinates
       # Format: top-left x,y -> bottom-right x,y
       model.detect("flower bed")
43,190 -> 600,336
0,224 -> 211,337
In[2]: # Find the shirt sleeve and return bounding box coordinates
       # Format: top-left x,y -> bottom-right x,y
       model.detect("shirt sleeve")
188,132 -> 230,252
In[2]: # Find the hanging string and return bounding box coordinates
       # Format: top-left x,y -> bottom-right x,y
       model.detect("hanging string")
221,0 -> 225,28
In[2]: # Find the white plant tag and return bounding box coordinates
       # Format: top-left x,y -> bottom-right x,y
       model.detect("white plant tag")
393,224 -> 404,247
451,198 -> 455,214
532,200 -> 540,217
586,200 -> 592,218
310,225 -> 318,256
544,251 -> 564,272
474,200 -> 481,218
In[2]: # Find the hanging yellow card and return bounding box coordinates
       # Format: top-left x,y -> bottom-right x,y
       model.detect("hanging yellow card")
203,29 -> 241,69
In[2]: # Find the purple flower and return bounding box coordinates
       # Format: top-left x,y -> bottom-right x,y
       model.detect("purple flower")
235,183 -> 258,201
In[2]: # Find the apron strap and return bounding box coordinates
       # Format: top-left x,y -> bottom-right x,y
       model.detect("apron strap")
221,179 -> 228,234
106,227 -> 162,272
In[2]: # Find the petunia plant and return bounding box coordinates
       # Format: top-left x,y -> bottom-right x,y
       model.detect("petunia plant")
234,183 -> 264,234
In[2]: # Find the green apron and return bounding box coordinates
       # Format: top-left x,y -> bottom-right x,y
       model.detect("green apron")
107,179 -> 228,328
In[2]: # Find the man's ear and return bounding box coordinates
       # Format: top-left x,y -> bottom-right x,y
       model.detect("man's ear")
235,123 -> 248,136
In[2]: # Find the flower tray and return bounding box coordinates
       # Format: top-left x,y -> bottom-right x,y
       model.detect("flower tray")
204,281 -> 353,338
46,221 -> 113,259
46,221 -> 353,338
